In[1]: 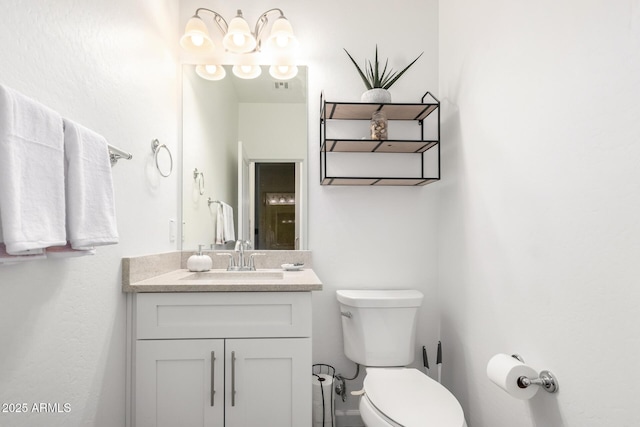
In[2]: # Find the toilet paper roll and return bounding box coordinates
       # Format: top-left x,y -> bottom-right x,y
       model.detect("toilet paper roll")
486,354 -> 540,400
312,374 -> 335,427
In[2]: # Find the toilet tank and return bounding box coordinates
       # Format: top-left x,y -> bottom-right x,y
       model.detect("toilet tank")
336,290 -> 424,367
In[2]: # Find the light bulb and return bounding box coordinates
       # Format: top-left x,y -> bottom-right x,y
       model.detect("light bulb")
241,65 -> 252,73
276,35 -> 289,48
269,64 -> 297,80
191,34 -> 204,47
204,65 -> 217,74
232,33 -> 245,47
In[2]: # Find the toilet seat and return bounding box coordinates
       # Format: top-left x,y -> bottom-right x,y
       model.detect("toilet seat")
361,368 -> 466,427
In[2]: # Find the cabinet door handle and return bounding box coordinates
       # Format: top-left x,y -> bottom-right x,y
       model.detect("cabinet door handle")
210,351 -> 216,407
231,351 -> 237,407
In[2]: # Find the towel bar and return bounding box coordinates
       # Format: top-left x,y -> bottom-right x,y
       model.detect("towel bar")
60,120 -> 131,166
207,197 -> 222,207
108,144 -> 133,166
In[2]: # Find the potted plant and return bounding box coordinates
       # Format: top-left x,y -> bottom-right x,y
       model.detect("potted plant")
344,45 -> 423,103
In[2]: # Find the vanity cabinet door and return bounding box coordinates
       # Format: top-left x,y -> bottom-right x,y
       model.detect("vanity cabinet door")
135,339 -> 224,427
225,338 -> 311,427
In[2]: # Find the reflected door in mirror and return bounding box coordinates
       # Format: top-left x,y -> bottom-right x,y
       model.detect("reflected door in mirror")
255,163 -> 297,250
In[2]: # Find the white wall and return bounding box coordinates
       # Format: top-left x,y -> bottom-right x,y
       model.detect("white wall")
238,103 -> 306,161
0,1 -> 179,426
439,1 -> 640,426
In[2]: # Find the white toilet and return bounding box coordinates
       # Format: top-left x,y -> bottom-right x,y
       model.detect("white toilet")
337,290 -> 466,427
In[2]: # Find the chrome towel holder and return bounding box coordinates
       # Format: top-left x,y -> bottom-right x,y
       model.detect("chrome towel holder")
207,197 -> 222,207
151,139 -> 173,177
108,144 -> 133,166
60,122 -> 132,167
194,168 -> 205,195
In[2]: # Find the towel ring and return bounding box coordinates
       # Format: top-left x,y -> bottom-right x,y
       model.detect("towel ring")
151,139 -> 173,177
194,168 -> 205,195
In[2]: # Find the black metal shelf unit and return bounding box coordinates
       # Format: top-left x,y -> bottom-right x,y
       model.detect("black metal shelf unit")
320,91 -> 440,186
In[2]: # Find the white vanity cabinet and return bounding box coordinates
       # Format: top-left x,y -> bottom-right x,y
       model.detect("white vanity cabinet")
131,292 -> 312,427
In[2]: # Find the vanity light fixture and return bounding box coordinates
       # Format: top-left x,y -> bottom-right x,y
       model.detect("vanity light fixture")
266,193 -> 295,206
195,64 -> 226,81
180,7 -> 299,80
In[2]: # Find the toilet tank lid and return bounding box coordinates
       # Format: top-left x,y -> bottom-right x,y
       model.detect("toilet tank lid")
336,290 -> 424,308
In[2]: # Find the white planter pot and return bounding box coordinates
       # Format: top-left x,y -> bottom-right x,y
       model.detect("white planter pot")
360,88 -> 392,103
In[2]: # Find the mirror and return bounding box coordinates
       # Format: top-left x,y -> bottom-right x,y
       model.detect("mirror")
181,65 -> 308,251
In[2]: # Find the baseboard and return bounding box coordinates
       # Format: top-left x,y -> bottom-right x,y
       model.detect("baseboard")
335,409 -> 364,427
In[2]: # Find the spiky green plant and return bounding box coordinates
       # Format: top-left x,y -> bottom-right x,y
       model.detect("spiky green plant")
344,45 -> 423,90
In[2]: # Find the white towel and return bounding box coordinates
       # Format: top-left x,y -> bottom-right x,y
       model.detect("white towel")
62,119 -> 119,250
213,203 -> 225,245
0,243 -> 46,264
0,85 -> 67,255
221,201 -> 235,242
211,201 -> 235,245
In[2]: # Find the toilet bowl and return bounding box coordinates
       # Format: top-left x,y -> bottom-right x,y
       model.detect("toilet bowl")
359,368 -> 466,427
336,290 -> 466,427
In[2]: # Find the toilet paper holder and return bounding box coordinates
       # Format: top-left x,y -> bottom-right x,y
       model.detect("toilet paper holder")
511,354 -> 559,393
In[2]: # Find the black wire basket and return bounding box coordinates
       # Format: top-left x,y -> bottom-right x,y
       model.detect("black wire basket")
312,364 -> 336,427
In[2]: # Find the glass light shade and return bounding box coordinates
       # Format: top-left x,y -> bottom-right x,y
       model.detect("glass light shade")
223,14 -> 256,53
267,17 -> 297,50
232,64 -> 262,79
269,64 -> 298,80
180,16 -> 214,53
195,64 -> 226,81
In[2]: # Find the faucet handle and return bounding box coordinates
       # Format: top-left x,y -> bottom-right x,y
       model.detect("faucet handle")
216,252 -> 236,270
248,252 -> 265,270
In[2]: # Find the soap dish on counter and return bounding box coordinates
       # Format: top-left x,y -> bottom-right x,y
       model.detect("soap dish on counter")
282,263 -> 304,271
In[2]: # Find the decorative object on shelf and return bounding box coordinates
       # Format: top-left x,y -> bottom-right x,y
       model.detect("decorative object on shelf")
344,45 -> 423,103
180,7 -> 299,81
370,110 -> 388,140
361,88 -> 392,103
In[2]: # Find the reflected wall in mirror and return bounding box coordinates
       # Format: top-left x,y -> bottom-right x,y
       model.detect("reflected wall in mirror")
182,64 -> 308,251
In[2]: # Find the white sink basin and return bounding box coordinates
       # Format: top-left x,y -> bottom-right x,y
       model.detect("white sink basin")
182,270 -> 284,281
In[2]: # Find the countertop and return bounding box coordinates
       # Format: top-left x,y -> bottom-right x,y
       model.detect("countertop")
122,268 -> 323,293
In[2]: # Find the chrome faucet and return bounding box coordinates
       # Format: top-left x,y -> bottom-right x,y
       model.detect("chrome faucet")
216,241 -> 264,271
234,240 -> 253,271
